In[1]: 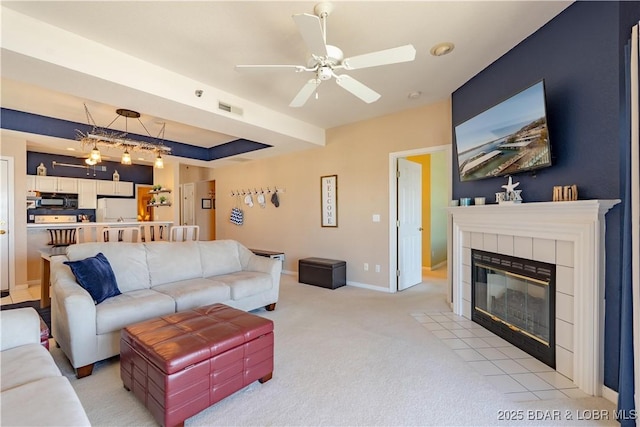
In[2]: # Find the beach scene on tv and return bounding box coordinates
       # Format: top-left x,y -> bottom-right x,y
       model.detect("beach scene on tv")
455,81 -> 551,182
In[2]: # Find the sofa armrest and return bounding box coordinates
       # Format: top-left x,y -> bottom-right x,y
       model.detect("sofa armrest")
50,256 -> 98,368
246,254 -> 281,276
0,308 -> 40,351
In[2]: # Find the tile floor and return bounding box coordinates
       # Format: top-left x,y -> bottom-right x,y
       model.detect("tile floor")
411,310 -> 590,402
0,284 -> 40,306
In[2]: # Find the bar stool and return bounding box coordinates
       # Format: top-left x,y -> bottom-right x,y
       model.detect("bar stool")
169,225 -> 200,242
139,224 -> 169,242
47,228 -> 76,247
76,225 -> 106,243
103,227 -> 140,242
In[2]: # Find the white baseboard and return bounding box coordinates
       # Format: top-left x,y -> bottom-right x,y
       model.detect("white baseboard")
346,281 -> 392,293
601,385 -> 618,404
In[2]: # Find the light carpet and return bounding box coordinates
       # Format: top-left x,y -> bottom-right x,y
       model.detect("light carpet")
50,273 -> 616,426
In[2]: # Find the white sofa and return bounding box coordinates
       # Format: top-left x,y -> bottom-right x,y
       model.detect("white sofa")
50,239 -> 281,378
0,307 -> 91,426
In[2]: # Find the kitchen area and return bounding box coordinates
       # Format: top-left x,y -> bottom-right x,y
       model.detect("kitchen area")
25,153 -> 175,292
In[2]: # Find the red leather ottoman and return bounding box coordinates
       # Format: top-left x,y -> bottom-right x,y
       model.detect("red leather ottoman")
120,303 -> 274,427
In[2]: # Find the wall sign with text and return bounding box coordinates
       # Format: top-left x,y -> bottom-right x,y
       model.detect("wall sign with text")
321,175 -> 338,227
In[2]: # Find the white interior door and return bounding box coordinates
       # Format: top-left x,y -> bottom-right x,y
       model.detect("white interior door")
181,182 -> 195,225
0,158 -> 11,295
397,158 -> 422,291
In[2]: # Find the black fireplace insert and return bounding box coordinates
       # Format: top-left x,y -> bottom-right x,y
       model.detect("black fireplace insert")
471,250 -> 556,368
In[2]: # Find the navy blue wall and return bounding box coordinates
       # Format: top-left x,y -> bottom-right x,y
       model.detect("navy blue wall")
27,151 -> 154,185
451,1 -> 640,391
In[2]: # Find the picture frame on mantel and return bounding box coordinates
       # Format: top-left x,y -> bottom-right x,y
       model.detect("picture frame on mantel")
321,175 -> 338,227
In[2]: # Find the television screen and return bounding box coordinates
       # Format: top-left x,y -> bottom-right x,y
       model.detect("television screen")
454,80 -> 552,182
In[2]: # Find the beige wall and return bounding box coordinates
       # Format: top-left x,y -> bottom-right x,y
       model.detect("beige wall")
209,99 -> 451,290
1,132 -> 28,287
3,99 -> 450,290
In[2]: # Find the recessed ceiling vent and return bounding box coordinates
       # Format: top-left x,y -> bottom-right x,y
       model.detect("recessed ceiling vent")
218,101 -> 243,116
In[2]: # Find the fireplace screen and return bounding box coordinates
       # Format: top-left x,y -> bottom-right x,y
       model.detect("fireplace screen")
472,250 -> 555,367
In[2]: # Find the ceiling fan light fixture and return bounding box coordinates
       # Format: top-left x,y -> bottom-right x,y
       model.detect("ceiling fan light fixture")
236,3 -> 416,108
430,42 -> 455,57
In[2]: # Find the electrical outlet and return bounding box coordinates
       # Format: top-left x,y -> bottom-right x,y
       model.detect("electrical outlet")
375,264 -> 381,273
364,263 -> 369,271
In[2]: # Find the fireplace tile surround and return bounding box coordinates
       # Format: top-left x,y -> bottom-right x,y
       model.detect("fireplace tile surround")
448,200 -> 619,396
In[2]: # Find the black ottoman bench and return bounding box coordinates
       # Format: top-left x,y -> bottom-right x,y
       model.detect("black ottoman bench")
298,257 -> 346,289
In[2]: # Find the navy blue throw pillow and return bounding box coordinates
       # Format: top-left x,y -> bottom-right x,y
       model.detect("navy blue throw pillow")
64,252 -> 121,304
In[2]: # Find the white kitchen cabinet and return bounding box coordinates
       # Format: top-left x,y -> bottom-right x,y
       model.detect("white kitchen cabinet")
96,180 -> 133,196
26,175 -> 36,192
77,179 -> 97,209
33,175 -> 78,193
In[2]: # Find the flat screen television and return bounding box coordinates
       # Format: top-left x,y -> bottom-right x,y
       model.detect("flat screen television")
454,80 -> 552,182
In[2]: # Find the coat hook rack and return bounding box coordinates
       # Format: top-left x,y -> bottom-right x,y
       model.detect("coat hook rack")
230,186 -> 285,197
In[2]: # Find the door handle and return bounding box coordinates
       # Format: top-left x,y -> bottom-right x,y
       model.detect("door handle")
418,227 -> 423,231
0,230 -> 6,235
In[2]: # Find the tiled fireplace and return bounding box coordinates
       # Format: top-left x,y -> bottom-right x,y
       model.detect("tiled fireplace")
448,200 -> 619,396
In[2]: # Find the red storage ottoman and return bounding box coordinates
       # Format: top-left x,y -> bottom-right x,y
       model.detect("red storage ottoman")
120,303 -> 274,427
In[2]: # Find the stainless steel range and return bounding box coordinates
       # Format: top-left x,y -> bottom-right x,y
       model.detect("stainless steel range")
34,215 -> 78,224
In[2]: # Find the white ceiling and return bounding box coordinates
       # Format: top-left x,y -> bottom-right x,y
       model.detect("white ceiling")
0,1 -> 572,167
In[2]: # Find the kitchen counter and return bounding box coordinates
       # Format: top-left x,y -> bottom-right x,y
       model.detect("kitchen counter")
26,220 -> 175,286
27,220 -> 173,229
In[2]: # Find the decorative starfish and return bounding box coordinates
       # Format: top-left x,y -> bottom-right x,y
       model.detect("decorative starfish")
502,176 -> 520,194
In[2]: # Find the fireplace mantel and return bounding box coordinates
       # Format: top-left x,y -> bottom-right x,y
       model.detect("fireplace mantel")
448,199 -> 620,396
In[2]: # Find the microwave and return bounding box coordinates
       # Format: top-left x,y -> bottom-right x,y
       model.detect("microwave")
35,194 -> 78,209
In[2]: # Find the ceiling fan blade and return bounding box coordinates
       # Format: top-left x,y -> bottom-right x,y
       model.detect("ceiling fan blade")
292,13 -> 328,57
289,79 -> 321,108
235,65 -> 306,72
342,44 -> 416,70
335,74 -> 381,104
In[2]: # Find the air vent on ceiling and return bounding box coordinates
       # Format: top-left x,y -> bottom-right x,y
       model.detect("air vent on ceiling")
218,101 -> 243,116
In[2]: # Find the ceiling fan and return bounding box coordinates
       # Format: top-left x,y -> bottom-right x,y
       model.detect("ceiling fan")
235,2 -> 416,107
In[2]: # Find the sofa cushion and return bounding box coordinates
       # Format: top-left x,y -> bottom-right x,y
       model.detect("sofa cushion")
0,344 -> 61,392
66,243 -> 150,292
153,278 -> 231,312
198,240 -> 242,277
146,241 -> 204,286
95,289 -> 175,335
0,376 -> 90,426
211,271 -> 273,300
64,253 -> 120,304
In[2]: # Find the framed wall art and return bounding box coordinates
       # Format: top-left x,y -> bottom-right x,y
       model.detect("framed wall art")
201,198 -> 212,209
321,175 -> 338,227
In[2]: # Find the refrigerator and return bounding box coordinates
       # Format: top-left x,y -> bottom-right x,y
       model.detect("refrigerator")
96,198 -> 138,222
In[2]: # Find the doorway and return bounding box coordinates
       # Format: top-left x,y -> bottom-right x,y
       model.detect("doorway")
0,157 -> 15,297
388,145 -> 451,293
136,184 -> 154,221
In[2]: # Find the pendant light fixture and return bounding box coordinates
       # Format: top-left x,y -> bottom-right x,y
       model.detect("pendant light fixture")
154,153 -> 164,169
90,143 -> 102,163
121,148 -> 132,165
77,104 -> 171,168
